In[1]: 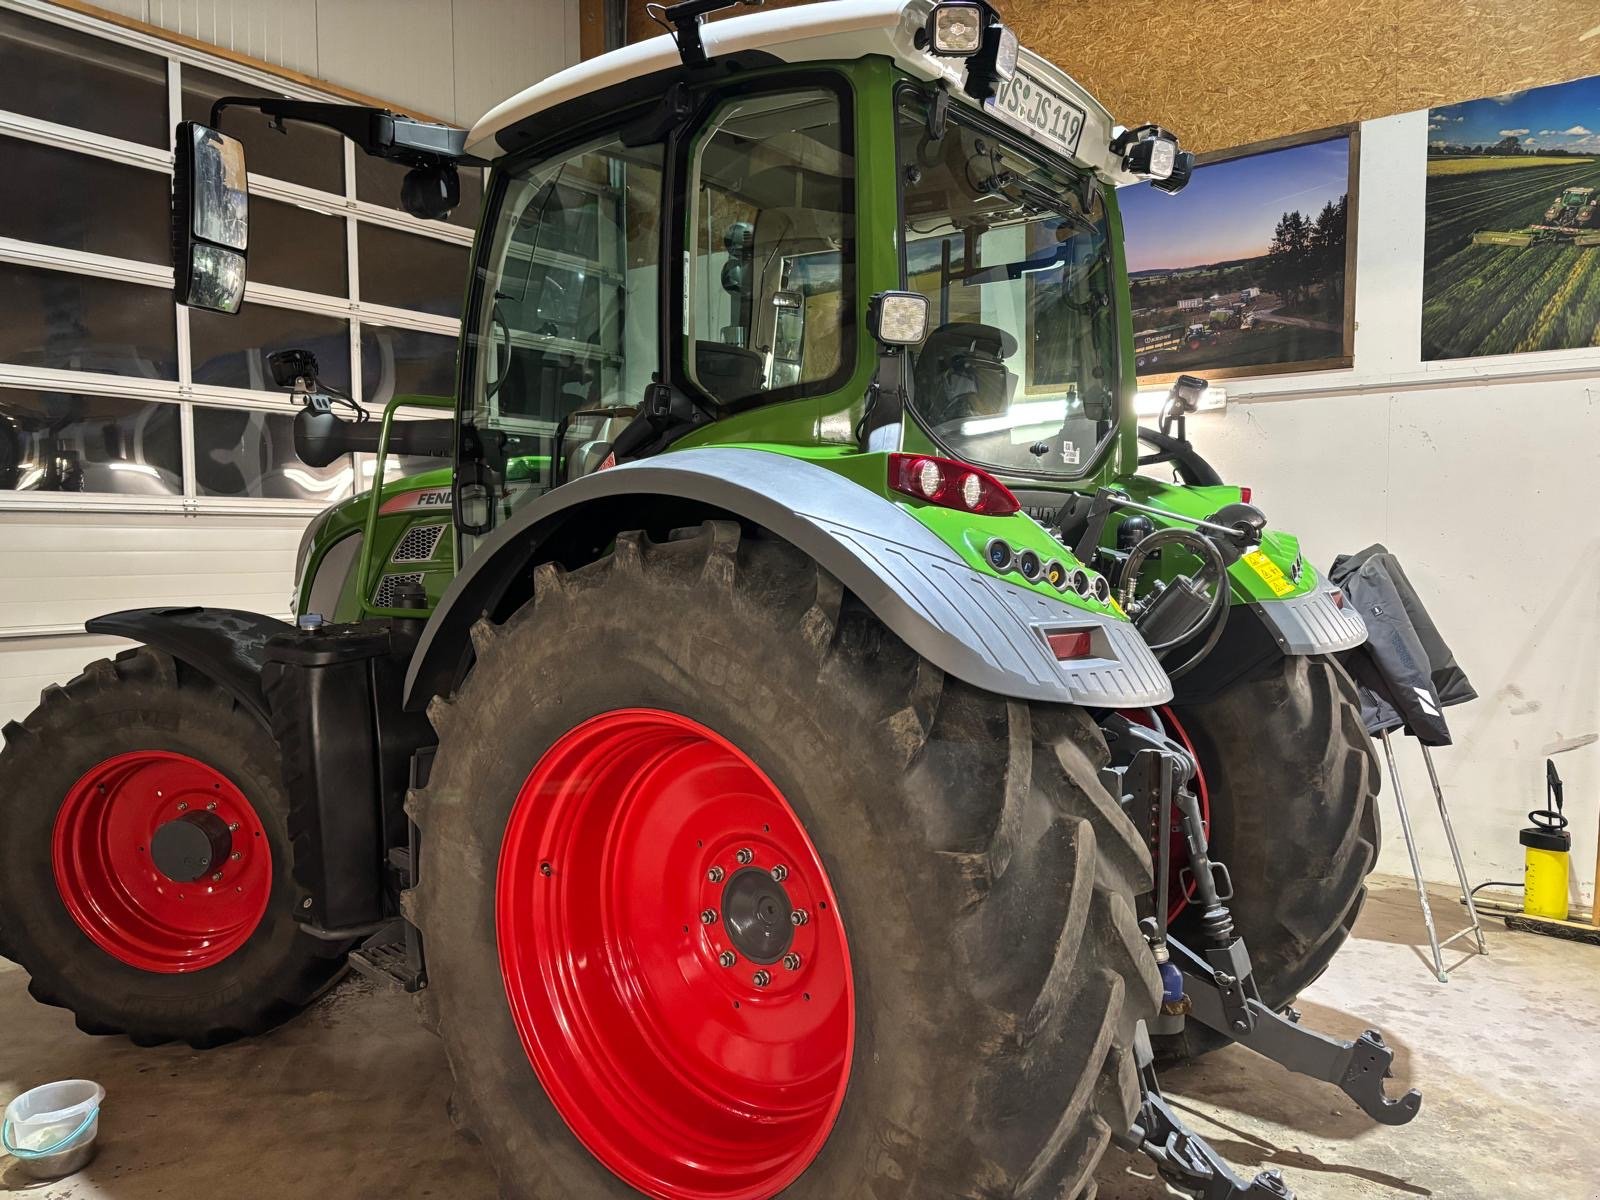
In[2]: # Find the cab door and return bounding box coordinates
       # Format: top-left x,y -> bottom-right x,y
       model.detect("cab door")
455,124 -> 667,544
668,74 -> 864,436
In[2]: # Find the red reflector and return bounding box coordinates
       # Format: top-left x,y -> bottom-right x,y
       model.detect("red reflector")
888,453 -> 1020,515
1331,589 -> 1345,609
1047,630 -> 1093,660
1239,486 -> 1252,503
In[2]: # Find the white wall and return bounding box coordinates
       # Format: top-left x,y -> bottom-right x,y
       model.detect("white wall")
1182,111 -> 1600,910
1,511 -> 307,723
85,0 -> 581,126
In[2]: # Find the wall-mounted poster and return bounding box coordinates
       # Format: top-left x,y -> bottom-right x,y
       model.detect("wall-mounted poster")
1423,75 -> 1600,361
1120,131 -> 1357,382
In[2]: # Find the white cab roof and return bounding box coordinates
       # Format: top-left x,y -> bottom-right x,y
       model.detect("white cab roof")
466,0 -> 1133,183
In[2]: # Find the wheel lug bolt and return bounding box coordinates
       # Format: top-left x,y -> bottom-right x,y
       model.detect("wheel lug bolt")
783,953 -> 802,971
211,872 -> 222,882
230,851 -> 241,861
790,909 -> 810,926
176,802 -> 188,811
700,909 -> 718,925
707,866 -> 724,883
719,951 -> 736,968
206,802 -> 218,811
771,865 -> 788,882
736,848 -> 753,865
752,970 -> 771,988
228,822 -> 240,832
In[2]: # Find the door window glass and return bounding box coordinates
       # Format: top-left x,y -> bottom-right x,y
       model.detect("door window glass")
686,87 -> 854,406
466,135 -> 663,522
0,263 -> 177,380
0,389 -> 181,495
0,137 -> 168,263
193,407 -> 355,501
0,10 -> 167,146
190,304 -> 351,393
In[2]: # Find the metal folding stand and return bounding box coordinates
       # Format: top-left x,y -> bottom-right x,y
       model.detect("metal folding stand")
1378,730 -> 1488,981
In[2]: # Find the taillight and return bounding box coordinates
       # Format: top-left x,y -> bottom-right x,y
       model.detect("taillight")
1046,630 -> 1094,660
1239,486 -> 1253,503
1330,588 -> 1345,609
888,454 -> 1020,516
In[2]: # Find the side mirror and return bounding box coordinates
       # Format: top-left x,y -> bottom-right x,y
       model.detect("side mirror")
172,122 -> 249,313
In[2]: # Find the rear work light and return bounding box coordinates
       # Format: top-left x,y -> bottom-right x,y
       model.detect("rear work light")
1046,630 -> 1093,660
888,454 -> 1020,516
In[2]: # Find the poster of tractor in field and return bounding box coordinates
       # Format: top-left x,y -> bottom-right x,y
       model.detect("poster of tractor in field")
1424,73 -> 1600,360
1122,133 -> 1354,380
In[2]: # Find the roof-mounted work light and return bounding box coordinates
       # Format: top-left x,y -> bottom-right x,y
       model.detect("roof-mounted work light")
1111,124 -> 1194,192
918,1 -> 1017,102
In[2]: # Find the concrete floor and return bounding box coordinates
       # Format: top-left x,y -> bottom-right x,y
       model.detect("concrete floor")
3,880 -> 1595,1199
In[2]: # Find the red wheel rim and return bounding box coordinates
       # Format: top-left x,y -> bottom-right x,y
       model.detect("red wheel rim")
52,751 -> 273,973
498,709 -> 854,1200
1123,708 -> 1211,923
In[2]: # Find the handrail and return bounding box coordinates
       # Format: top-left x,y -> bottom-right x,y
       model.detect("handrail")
356,393 -> 456,620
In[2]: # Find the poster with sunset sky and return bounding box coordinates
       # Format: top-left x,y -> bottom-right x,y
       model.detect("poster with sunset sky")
1423,74 -> 1600,360
1119,135 -> 1353,380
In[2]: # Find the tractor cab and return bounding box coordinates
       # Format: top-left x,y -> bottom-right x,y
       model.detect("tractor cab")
1547,185 -> 1598,224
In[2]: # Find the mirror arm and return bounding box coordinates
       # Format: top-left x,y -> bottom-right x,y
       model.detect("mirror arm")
207,96 -> 485,169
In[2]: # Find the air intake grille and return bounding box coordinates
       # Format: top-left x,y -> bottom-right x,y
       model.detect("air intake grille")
391,522 -> 447,564
373,572 -> 425,609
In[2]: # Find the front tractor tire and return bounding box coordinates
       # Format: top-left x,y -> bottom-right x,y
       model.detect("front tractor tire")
1161,654 -> 1380,1062
0,648 -> 347,1046
409,523 -> 1161,1200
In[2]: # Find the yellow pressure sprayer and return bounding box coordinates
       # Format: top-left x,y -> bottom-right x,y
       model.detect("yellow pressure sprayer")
1521,760 -> 1571,920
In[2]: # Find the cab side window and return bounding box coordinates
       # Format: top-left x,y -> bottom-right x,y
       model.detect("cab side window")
686,86 -> 854,407
466,135 -> 663,522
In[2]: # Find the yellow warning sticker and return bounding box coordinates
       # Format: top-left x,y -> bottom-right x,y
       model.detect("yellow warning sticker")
1243,549 -> 1296,598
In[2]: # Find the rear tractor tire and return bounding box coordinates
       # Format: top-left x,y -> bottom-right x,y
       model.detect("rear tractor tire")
0,647 -> 346,1047
408,522 -> 1162,1200
1160,654 -> 1379,1063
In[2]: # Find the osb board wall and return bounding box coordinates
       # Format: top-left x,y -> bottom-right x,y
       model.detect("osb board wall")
617,0 -> 1600,152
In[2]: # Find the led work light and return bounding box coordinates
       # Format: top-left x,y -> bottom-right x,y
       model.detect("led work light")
868,291 -> 931,346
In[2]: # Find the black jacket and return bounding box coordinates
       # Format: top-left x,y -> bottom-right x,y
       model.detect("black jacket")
1328,545 -> 1476,745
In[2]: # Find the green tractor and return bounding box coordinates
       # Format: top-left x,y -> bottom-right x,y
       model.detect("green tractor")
0,2 -> 1415,1196
1471,184 -> 1600,247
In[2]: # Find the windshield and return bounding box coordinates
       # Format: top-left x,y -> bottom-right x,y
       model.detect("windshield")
896,92 -> 1118,478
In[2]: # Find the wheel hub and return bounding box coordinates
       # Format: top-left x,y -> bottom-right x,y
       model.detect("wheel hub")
719,868 -> 794,964
149,810 -> 232,883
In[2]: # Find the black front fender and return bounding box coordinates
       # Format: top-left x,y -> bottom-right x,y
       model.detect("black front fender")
85,607 -> 292,726
403,448 -> 1171,712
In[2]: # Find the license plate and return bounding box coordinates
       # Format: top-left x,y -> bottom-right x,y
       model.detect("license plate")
1243,549 -> 1296,598
985,69 -> 1086,158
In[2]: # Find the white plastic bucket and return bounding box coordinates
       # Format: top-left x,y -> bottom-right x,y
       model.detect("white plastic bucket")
2,1079 -> 105,1180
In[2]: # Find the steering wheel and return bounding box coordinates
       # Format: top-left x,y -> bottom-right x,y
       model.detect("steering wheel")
1136,427 -> 1222,486
1116,527 -> 1230,678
